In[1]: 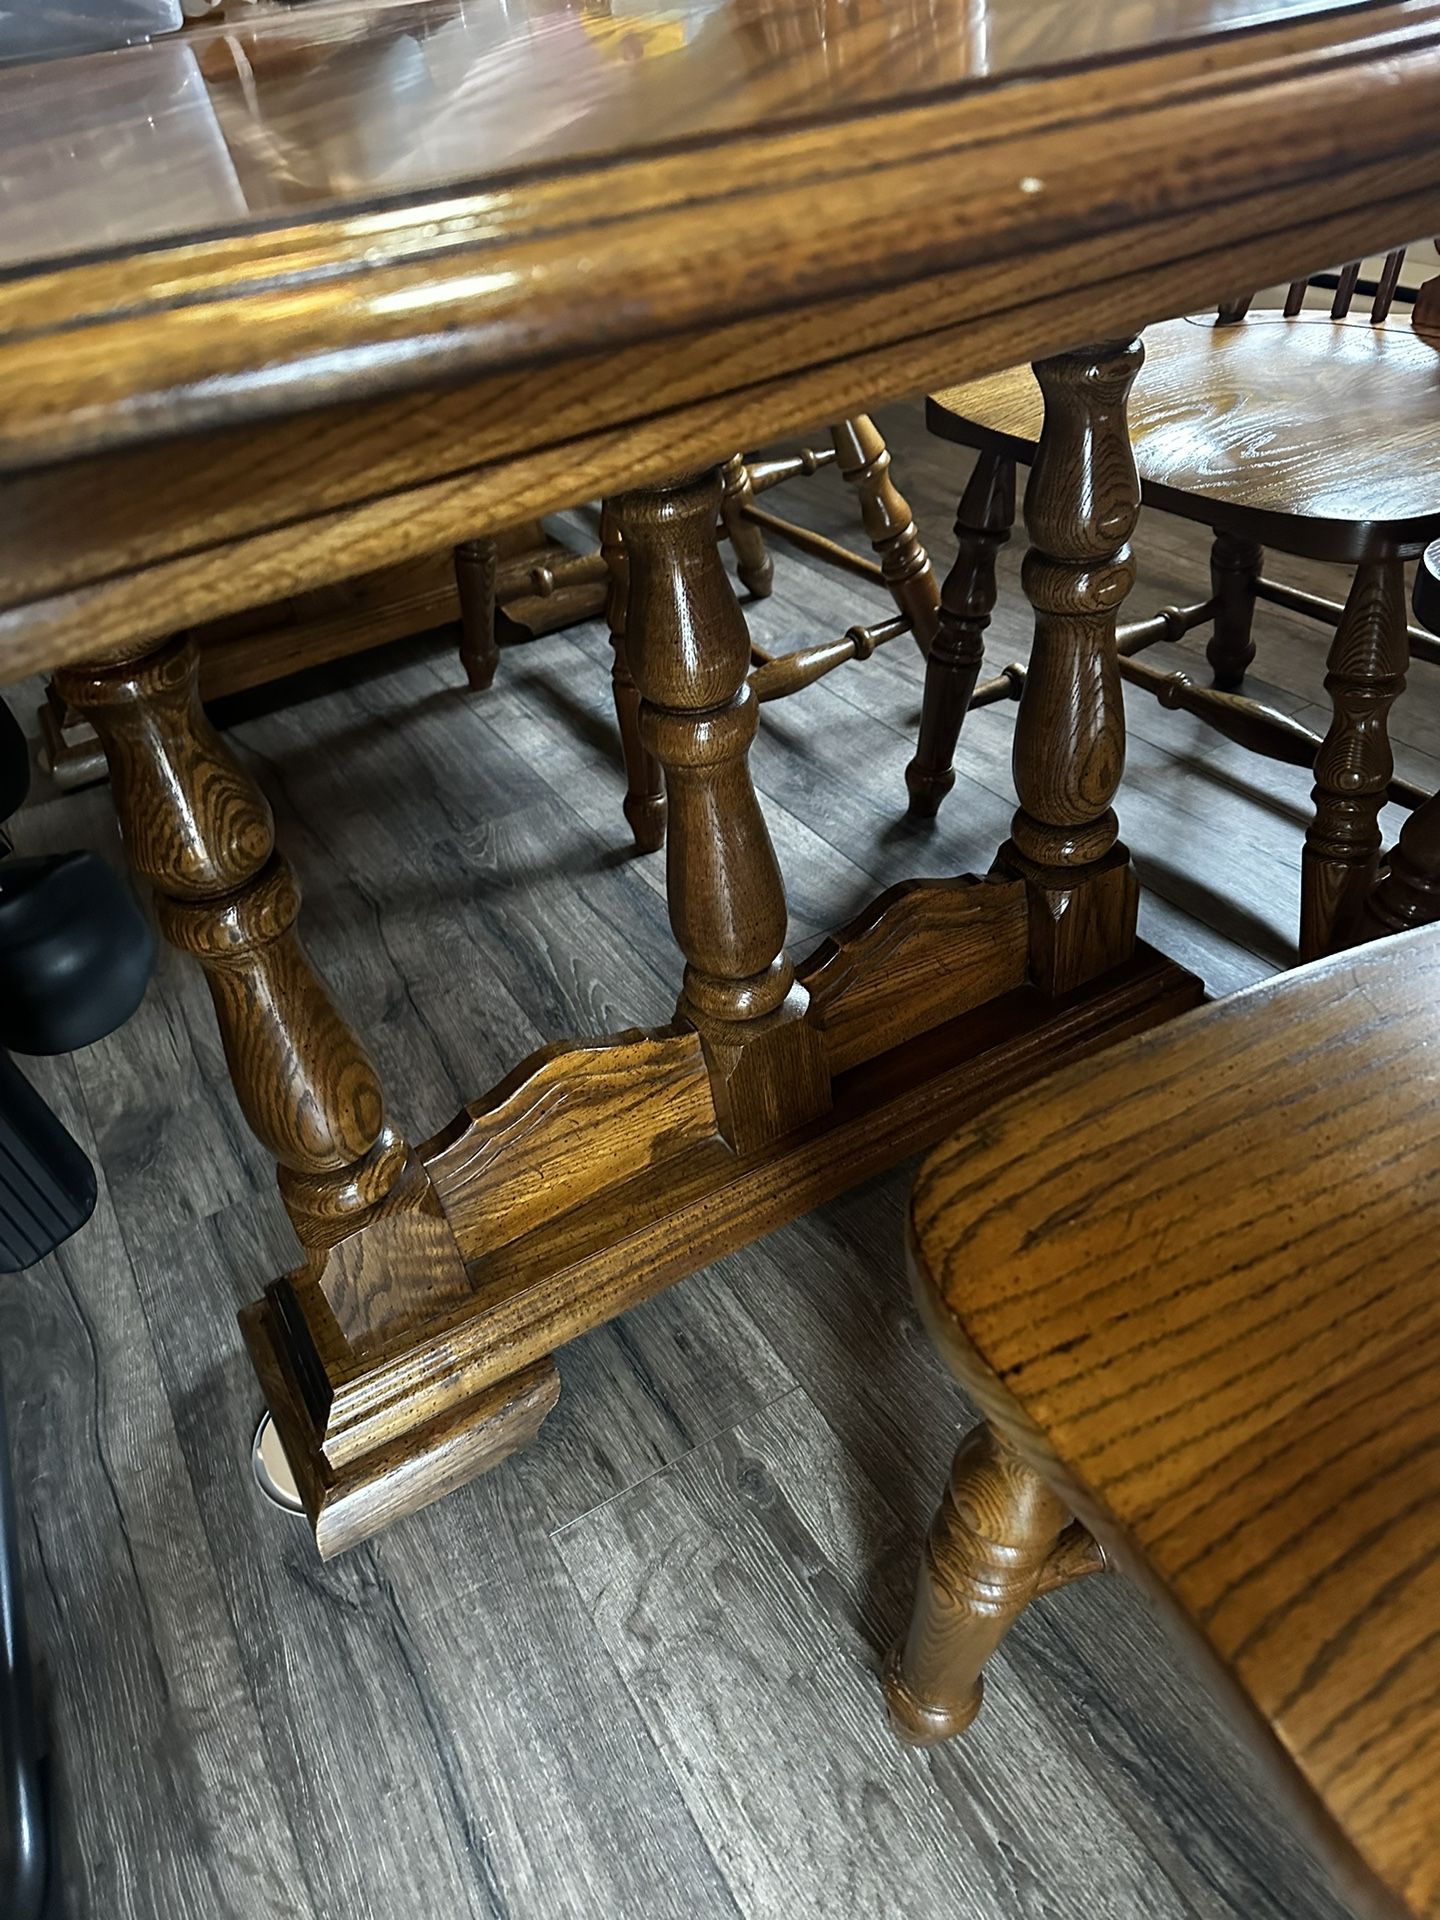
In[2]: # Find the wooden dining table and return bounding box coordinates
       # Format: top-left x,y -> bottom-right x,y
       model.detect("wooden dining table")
0,0 -> 1435,1558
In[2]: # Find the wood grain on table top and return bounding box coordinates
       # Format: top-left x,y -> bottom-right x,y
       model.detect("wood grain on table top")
911,925 -> 1440,1920
0,0 -> 1382,271
0,0 -> 1434,474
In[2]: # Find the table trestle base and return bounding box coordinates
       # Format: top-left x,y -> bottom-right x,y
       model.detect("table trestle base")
242,886 -> 1200,1555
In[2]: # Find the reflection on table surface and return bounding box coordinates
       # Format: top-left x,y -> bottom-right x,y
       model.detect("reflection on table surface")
0,0 -> 1373,270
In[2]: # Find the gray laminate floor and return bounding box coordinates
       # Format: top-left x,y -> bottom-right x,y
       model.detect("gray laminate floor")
5,397 -> 1428,1920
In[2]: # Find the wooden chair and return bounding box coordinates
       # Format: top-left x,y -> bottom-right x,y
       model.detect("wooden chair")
884,925 -> 1440,1920
468,418 -> 940,853
913,247 -> 1440,961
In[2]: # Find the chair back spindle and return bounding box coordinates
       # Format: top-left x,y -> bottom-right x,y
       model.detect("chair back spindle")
1255,241 -> 1435,327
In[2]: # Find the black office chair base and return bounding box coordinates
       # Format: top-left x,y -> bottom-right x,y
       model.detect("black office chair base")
1,1370 -> 49,1920
0,1054 -> 96,1277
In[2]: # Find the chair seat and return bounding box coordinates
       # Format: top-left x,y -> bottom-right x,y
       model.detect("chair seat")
929,313 -> 1440,562
910,926 -> 1440,1920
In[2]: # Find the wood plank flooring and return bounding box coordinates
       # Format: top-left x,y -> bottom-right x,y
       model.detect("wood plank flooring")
3,396 -> 1428,1920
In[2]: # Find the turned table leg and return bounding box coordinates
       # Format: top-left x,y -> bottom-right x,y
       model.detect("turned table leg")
1206,530 -> 1263,691
601,502 -> 668,854
884,1423 -> 1103,1746
455,537 -> 501,692
906,452 -> 1015,818
997,338 -> 1144,994
615,469 -> 830,1153
53,638 -> 473,1343
1301,557 -> 1408,961
719,452 -> 775,600
831,416 -> 940,652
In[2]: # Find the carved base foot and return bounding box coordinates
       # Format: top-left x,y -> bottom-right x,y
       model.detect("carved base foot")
237,936 -> 1198,1556
883,1644 -> 984,1747
242,1290 -> 560,1558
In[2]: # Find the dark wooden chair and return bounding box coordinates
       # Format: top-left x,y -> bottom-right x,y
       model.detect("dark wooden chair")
885,923 -> 1440,1920
913,247 -> 1440,961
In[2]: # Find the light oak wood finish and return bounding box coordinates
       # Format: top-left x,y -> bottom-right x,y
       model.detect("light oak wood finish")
884,1423 -> 1103,1744
1,12 -> 1439,677
3,2 -> 1437,1551
50,628 -> 567,1546
826,416 -> 940,651
932,310 -> 1440,565
492,415 -> 940,856
728,416 -> 939,708
719,452 -> 775,601
890,925 -> 1440,1920
47,636 -> 478,1324
8,450 -> 1395,1920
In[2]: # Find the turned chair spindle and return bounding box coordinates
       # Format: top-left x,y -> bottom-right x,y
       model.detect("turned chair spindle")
601,416 -> 938,851
460,418 -> 938,856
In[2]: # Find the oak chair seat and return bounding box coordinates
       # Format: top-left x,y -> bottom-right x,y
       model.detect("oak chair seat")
912,260 -> 1440,963
929,312 -> 1440,563
891,925 -> 1440,1920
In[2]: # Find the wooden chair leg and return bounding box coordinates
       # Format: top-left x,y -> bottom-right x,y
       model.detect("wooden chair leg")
454,537 -> 501,692
601,503 -> 668,854
1206,530 -> 1263,690
719,453 -> 775,600
830,417 -> 940,652
884,1423 -> 1102,1746
1301,557 -> 1408,961
905,452 -> 1015,818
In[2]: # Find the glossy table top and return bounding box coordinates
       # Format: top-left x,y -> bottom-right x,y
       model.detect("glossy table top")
0,0 -> 1394,271
0,0 -> 1435,685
